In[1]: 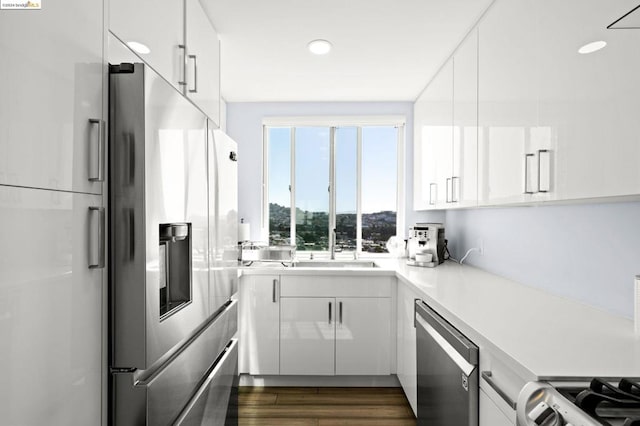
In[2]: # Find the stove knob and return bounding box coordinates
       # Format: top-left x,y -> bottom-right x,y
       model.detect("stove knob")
528,402 -> 562,425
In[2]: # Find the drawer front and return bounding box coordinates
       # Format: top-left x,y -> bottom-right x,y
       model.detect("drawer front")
174,339 -> 238,426
146,301 -> 237,425
280,275 -> 392,297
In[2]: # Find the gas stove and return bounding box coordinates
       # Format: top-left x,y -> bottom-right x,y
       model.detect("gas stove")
517,378 -> 640,426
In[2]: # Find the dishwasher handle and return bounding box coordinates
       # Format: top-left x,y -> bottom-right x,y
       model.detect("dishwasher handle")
415,300 -> 478,365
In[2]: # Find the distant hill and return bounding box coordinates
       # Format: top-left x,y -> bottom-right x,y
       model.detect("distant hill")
269,203 -> 396,252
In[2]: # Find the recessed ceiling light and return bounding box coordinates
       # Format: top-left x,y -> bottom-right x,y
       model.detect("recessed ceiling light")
308,39 -> 332,55
127,41 -> 151,55
578,40 -> 607,54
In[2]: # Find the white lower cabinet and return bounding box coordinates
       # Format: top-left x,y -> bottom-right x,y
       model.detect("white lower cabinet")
240,274 -> 393,377
238,275 -> 280,375
0,185 -> 103,424
280,297 -> 336,375
280,295 -> 392,376
335,297 -> 391,375
480,388 -> 515,426
396,282 -> 419,416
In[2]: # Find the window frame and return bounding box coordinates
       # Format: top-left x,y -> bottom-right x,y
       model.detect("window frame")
262,116 -> 406,258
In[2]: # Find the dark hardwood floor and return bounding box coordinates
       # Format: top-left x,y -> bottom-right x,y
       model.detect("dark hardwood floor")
238,386 -> 417,426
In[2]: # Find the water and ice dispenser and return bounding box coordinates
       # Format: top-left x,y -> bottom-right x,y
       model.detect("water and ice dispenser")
159,223 -> 192,319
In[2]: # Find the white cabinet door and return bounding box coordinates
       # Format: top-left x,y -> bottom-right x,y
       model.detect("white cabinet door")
335,298 -> 391,375
480,388 -> 514,426
239,275 -> 280,375
452,28 -> 479,208
185,0 -> 221,126
0,0 -> 103,194
280,297 -> 335,375
109,0 -> 184,91
414,59 -> 454,210
0,186 -> 103,424
396,283 -> 419,416
537,0 -> 640,201
478,0 -> 543,205
433,60 -> 455,207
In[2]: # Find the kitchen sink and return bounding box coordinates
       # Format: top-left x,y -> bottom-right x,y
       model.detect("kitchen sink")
291,260 -> 378,268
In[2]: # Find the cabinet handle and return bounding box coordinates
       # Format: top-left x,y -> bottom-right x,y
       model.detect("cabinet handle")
339,301 -> 343,325
429,183 -> 437,206
481,371 -> 517,410
524,153 -> 535,194
88,119 -> 105,182
272,279 -> 278,303
537,149 -> 551,193
452,176 -> 460,203
188,54 -> 198,93
89,206 -> 105,269
446,178 -> 452,203
328,302 -> 332,324
178,45 -> 187,87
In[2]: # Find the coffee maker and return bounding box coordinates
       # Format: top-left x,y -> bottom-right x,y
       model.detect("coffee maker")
407,223 -> 446,267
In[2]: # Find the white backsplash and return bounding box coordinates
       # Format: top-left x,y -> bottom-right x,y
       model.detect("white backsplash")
445,201 -> 640,319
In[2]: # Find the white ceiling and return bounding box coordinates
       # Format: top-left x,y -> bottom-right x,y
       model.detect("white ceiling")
200,0 -> 494,102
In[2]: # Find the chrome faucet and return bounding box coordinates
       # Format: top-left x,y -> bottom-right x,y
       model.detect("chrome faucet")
330,228 -> 336,260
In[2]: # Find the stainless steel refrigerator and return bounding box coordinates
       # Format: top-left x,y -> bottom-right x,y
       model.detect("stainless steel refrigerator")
108,62 -> 238,425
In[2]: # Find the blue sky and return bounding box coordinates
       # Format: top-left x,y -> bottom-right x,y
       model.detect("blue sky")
268,126 -> 397,214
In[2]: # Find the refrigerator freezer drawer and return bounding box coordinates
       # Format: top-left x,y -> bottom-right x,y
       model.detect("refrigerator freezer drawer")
174,339 -> 239,426
113,300 -> 237,426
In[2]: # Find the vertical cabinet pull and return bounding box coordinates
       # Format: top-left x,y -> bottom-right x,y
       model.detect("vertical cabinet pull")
272,279 -> 278,303
538,149 -> 551,193
446,178 -> 452,203
328,302 -> 332,324
88,119 -> 105,182
188,54 -> 198,93
339,301 -> 343,325
452,176 -> 460,203
89,207 -> 105,269
429,183 -> 437,206
178,45 -> 187,87
523,153 -> 535,194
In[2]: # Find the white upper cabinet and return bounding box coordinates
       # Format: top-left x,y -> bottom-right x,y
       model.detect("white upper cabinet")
185,0 -> 221,127
414,59 -> 454,210
537,0 -> 640,201
0,0 -> 104,194
452,28 -> 479,208
110,0 -> 221,124
477,0 -> 549,206
109,0 -> 184,91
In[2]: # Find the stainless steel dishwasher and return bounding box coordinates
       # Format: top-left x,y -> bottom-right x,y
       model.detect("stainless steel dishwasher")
415,300 -> 479,426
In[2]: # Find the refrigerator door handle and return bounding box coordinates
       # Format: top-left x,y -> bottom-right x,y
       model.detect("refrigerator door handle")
88,206 -> 105,269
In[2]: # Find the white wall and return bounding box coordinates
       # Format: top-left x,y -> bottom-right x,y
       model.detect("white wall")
226,102 -> 444,241
445,201 -> 640,318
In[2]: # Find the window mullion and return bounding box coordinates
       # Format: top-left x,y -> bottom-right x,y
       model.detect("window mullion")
356,127 -> 363,255
329,127 -> 336,255
290,127 -> 296,246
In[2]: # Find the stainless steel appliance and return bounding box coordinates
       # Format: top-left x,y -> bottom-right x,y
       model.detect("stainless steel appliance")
109,62 -> 238,425
517,379 -> 640,425
415,300 -> 479,425
407,223 -> 446,267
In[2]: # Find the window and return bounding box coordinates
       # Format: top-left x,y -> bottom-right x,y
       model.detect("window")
264,118 -> 404,255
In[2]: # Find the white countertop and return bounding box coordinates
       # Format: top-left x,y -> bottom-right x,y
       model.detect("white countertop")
240,259 -> 640,381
